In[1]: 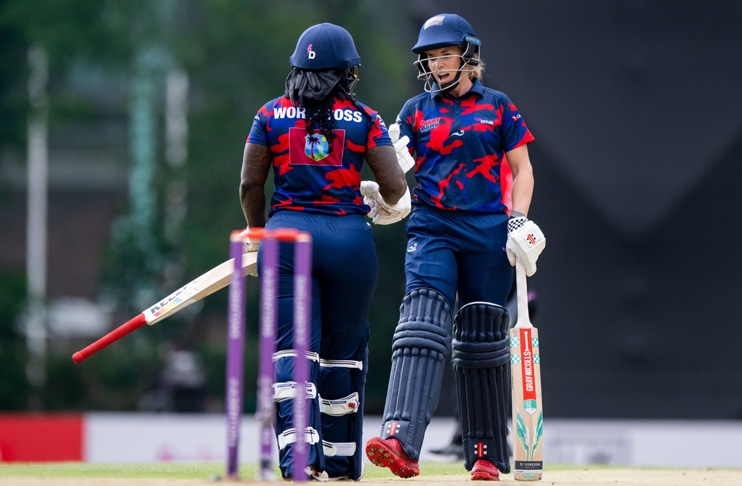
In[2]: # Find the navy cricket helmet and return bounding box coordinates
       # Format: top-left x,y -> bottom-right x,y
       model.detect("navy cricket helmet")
412,13 -> 481,61
412,13 -> 481,93
290,23 -> 362,70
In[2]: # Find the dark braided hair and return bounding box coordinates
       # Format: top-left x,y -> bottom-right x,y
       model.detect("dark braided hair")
285,68 -> 373,152
303,92 -> 339,149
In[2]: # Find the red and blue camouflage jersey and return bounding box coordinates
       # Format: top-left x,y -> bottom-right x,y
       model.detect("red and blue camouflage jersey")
247,95 -> 392,217
397,78 -> 534,214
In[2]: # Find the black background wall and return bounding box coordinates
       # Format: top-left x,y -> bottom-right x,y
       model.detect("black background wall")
413,1 -> 742,419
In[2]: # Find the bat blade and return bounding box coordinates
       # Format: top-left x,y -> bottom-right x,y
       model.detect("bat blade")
143,251 -> 257,325
510,261 -> 544,481
72,252 -> 258,364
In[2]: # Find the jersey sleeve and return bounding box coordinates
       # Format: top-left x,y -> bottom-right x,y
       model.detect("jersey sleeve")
395,99 -> 416,145
362,105 -> 393,149
500,97 -> 534,152
246,102 -> 272,145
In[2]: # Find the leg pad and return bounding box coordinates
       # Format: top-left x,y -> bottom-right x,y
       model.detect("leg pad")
380,288 -> 453,461
453,301 -> 511,473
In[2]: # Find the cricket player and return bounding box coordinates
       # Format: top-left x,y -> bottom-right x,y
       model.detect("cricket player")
363,13 -> 546,481
240,23 -> 409,481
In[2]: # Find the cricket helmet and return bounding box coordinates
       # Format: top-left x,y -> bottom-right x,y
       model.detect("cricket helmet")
290,23 -> 362,70
412,13 -> 481,61
412,13 -> 481,93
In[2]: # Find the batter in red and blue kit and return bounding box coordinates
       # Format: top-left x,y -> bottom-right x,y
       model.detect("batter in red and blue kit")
240,23 -> 409,481
364,13 -> 546,481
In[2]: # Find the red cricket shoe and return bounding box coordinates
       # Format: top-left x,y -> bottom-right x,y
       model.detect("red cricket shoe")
470,459 -> 500,481
365,437 -> 420,478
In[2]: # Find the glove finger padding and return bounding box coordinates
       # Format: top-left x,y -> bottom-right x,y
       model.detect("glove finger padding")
394,136 -> 415,173
360,179 -> 411,225
506,217 -> 546,277
238,227 -> 260,277
364,196 -> 379,219
238,227 -> 260,253
388,122 -> 401,143
360,180 -> 379,197
361,180 -> 380,218
372,186 -> 411,225
388,123 -> 415,173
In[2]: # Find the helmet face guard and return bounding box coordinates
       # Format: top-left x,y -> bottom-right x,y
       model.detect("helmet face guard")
411,14 -> 481,93
413,48 -> 479,93
344,65 -> 360,93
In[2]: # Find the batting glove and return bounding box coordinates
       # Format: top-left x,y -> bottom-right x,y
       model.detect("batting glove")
238,226 -> 259,276
360,180 -> 411,225
388,123 -> 415,174
506,215 -> 546,277
238,227 -> 260,253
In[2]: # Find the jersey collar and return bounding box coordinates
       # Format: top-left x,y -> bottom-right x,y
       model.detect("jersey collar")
430,78 -> 485,100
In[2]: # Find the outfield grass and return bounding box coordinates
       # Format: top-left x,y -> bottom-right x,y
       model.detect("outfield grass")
0,461 -> 559,479
0,462 -> 227,479
1,462 -> 742,485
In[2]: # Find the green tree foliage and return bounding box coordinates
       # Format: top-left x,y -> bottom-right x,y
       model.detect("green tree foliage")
0,0 -> 417,412
0,0 -> 27,149
0,271 -> 28,409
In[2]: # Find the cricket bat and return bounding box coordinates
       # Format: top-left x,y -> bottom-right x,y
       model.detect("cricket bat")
510,260 -> 544,480
72,251 -> 258,364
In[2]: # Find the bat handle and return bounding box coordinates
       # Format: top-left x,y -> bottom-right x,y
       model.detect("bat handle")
515,261 -> 530,325
72,313 -> 147,364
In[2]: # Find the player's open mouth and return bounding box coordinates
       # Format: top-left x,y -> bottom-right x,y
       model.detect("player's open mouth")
437,73 -> 451,83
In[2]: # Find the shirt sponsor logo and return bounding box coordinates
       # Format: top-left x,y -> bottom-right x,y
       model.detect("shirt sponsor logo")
419,117 -> 440,133
273,107 -> 364,123
274,106 -> 306,119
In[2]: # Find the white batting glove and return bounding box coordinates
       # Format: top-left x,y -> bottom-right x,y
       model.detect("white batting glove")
360,180 -> 411,225
360,181 -> 380,219
238,227 -> 260,253
506,216 -> 546,277
389,123 -> 415,173
238,227 -> 259,276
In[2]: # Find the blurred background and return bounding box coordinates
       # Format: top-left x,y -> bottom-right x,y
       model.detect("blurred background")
1,0 -> 741,429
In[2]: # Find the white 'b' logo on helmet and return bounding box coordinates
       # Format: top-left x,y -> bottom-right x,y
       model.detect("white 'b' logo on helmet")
307,44 -> 316,60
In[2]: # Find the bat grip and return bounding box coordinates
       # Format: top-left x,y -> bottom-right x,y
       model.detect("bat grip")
72,313 -> 147,364
515,261 -> 530,325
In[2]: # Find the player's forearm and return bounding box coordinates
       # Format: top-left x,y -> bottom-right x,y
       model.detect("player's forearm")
510,175 -> 534,217
506,145 -> 535,216
240,142 -> 271,228
240,185 -> 267,228
366,145 -> 408,205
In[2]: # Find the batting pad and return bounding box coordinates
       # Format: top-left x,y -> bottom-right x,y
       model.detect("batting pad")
453,301 -> 511,473
273,352 -> 324,477
318,353 -> 367,480
380,288 -> 453,461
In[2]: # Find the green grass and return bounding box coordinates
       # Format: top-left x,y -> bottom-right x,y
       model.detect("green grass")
0,462 -> 226,479
0,461 -> 580,480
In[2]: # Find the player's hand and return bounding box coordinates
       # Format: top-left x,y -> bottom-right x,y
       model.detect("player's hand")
506,216 -> 546,277
238,227 -> 259,277
389,123 -> 415,173
239,227 -> 260,253
360,181 -> 380,219
360,180 -> 411,225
